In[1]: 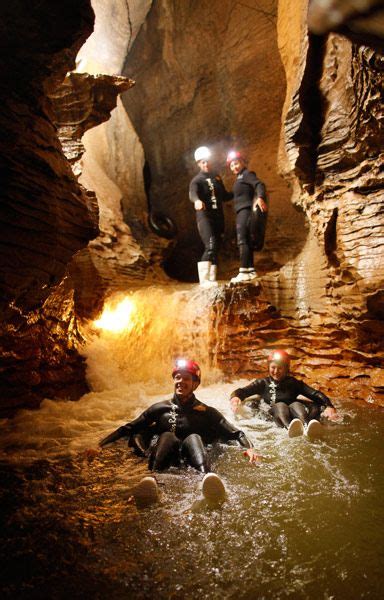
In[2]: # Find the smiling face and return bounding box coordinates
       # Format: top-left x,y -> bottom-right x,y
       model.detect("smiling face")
173,371 -> 198,401
197,159 -> 210,173
229,158 -> 244,175
268,361 -> 289,382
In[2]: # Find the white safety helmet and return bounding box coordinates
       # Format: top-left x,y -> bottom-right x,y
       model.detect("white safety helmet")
194,146 -> 211,162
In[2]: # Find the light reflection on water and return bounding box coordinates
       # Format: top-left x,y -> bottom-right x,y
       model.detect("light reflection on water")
1,286 -> 383,598
1,382 -> 383,599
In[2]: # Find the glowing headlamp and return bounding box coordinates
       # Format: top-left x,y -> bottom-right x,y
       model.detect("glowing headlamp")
172,359 -> 201,382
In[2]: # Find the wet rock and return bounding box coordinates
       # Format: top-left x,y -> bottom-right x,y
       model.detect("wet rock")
50,72 -> 135,174
0,1 -> 97,413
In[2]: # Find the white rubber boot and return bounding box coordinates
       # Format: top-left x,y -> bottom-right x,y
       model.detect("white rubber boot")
133,476 -> 160,508
230,268 -> 251,284
198,261 -> 217,288
209,264 -> 218,283
202,473 -> 226,506
288,418 -> 305,438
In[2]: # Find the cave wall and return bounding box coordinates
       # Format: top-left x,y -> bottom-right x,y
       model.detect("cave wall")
278,1 -> 384,340
211,0 -> 384,404
74,0 -> 171,296
0,1 -> 98,413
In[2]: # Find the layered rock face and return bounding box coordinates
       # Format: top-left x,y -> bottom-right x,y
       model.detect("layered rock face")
0,1 -> 98,412
49,71 -> 150,319
74,0 -> 171,303
212,1 -> 383,405
0,0 -> 169,413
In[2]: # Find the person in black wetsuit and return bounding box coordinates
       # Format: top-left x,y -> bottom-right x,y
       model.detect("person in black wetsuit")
100,359 -> 259,505
189,146 -> 233,287
226,150 -> 268,284
230,350 -> 338,437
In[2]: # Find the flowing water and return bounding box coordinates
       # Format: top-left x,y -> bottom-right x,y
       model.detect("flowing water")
1,285 -> 383,599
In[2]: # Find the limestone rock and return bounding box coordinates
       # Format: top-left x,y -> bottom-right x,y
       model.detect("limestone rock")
0,0 -> 98,413
50,72 -> 135,174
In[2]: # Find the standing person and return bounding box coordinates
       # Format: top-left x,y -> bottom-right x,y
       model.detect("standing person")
100,359 -> 259,507
229,350 -> 338,438
189,146 -> 233,287
226,150 -> 268,284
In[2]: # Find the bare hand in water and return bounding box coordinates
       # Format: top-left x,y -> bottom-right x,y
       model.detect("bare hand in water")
323,406 -> 339,421
230,396 -> 242,413
243,448 -> 262,464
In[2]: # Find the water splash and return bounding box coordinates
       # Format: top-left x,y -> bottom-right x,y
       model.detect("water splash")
82,285 -> 222,392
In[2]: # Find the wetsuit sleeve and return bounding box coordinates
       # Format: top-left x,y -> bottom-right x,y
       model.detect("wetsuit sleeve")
189,177 -> 200,203
99,403 -> 162,447
297,381 -> 334,408
99,424 -> 132,447
216,416 -> 253,448
206,406 -> 253,448
216,177 -> 233,202
230,379 -> 266,402
245,171 -> 267,200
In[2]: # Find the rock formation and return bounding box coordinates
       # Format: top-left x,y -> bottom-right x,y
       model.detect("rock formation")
49,71 -> 154,319
0,1 -> 98,413
0,0 -> 167,413
274,0 -> 384,403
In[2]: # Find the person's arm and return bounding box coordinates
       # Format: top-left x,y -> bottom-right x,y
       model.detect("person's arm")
99,404 -> 159,447
189,177 -> 205,210
230,379 -> 265,413
245,171 -> 267,212
298,381 -> 338,420
213,411 -> 261,463
99,424 -> 132,447
216,176 -> 233,202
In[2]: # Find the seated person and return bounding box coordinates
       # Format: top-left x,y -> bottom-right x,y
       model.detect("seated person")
230,350 -> 338,438
100,359 -> 259,506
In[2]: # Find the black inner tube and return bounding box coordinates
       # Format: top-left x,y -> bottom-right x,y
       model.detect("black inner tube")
148,211 -> 177,240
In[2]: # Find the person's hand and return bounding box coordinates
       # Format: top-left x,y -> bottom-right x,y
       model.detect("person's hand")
323,406 -> 339,421
243,448 -> 262,463
253,197 -> 268,213
230,396 -> 242,414
194,200 -> 205,211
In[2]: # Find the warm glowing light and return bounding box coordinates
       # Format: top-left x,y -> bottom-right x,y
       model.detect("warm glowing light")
93,297 -> 136,333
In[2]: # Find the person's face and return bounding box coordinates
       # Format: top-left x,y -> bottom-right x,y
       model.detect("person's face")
229,159 -> 244,175
198,159 -> 210,173
269,361 -> 288,382
173,371 -> 197,400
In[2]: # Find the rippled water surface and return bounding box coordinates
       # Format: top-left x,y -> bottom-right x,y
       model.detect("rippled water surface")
1,288 -> 383,599
1,384 -> 383,599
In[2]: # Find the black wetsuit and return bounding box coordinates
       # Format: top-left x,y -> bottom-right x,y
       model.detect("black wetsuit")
231,376 -> 334,428
189,171 -> 233,264
232,168 -> 266,268
101,394 -> 251,473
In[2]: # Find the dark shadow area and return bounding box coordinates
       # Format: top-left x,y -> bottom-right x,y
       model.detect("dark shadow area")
324,207 -> 340,266
293,33 -> 328,191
